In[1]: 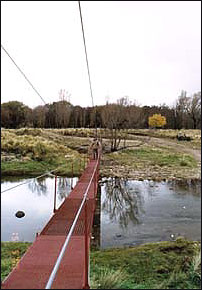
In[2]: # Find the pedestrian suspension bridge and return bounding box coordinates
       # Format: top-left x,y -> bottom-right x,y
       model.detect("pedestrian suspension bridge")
2,148 -> 101,289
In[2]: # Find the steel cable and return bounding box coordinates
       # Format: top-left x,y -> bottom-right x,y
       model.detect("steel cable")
78,1 -> 98,136
1,44 -> 47,105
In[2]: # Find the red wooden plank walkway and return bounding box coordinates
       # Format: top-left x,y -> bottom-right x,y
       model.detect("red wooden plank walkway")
2,158 -> 100,289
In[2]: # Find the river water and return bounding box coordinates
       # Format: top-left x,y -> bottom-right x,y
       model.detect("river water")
1,176 -> 201,248
100,178 -> 201,248
1,176 -> 78,242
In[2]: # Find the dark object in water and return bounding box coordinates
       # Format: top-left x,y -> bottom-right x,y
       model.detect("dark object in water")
15,211 -> 25,218
176,134 -> 192,141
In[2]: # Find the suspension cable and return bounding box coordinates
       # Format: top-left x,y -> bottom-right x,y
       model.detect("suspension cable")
1,44 -> 47,105
78,1 -> 98,136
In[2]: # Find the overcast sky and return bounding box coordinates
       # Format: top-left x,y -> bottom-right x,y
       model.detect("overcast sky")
1,1 -> 201,109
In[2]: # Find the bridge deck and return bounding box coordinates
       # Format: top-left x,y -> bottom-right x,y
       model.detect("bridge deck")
2,160 -> 98,289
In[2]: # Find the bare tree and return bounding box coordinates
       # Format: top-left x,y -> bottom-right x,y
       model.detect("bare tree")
174,91 -> 190,129
32,106 -> 46,128
186,92 -> 201,129
55,90 -> 72,128
101,97 -> 130,151
174,91 -> 201,129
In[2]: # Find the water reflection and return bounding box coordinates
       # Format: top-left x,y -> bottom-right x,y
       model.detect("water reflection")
91,184 -> 101,249
1,176 -> 78,242
102,177 -> 144,228
27,176 -> 73,200
28,177 -> 48,196
101,178 -> 201,249
168,179 -> 201,196
57,178 -> 70,201
1,176 -> 201,247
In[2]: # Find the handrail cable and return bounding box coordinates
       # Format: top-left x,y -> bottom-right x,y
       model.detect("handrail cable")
1,168 -> 59,194
1,44 -> 47,105
45,153 -> 100,289
78,1 -> 98,137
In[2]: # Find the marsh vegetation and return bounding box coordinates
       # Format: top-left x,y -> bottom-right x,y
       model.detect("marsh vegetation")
1,128 -> 201,180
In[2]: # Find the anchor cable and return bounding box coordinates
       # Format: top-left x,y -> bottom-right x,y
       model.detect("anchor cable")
1,44 -> 47,105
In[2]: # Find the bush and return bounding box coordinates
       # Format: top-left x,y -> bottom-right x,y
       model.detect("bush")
90,267 -> 128,289
15,128 -> 42,136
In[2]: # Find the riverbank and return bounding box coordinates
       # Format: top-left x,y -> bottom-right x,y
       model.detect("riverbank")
1,128 -> 201,181
102,145 -> 200,181
1,239 -> 201,289
1,128 -> 86,177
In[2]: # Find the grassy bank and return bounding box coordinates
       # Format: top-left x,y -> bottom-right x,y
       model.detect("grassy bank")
1,128 -> 87,176
102,145 -> 199,180
90,239 -> 201,289
1,128 -> 201,180
1,240 -> 201,289
1,242 -> 32,282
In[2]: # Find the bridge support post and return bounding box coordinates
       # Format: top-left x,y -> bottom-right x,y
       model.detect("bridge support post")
80,158 -> 82,176
71,162 -> 74,190
94,173 -> 96,198
84,199 -> 90,289
53,175 -> 57,213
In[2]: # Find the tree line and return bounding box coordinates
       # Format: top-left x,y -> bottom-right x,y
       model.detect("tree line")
1,91 -> 201,130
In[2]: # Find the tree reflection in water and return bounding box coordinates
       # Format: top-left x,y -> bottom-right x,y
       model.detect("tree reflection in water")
168,179 -> 201,196
57,177 -> 70,201
102,177 -> 144,228
28,176 -> 72,200
28,177 -> 48,196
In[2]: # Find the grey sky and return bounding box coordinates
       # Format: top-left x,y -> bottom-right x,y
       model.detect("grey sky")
1,1 -> 201,109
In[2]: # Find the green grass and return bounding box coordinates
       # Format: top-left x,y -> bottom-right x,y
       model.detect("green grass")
1,156 -> 87,177
1,240 -> 200,288
90,239 -> 201,289
110,147 -> 197,169
1,160 -> 52,176
1,242 -> 31,282
90,267 -> 128,289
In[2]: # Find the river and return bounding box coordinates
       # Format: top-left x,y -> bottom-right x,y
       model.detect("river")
1,176 -> 201,248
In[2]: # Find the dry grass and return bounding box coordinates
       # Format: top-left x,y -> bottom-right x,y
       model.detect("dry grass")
128,129 -> 201,140
1,129 -> 71,161
1,129 -> 85,176
1,128 -> 200,179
